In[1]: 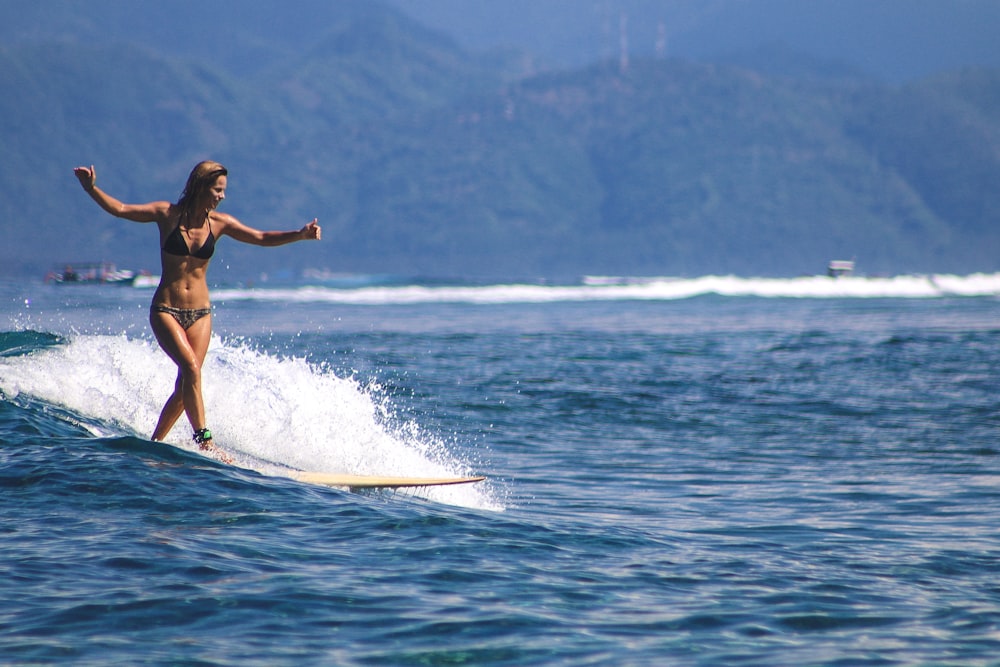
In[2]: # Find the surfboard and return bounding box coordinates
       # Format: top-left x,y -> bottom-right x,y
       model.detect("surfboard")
134,438 -> 485,491
292,472 -> 486,489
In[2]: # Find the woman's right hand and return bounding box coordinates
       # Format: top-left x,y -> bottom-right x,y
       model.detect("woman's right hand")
73,165 -> 96,191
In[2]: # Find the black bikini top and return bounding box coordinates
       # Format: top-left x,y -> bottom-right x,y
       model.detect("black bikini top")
162,216 -> 216,259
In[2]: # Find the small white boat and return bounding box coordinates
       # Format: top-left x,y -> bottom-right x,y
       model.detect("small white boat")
827,260 -> 855,278
130,271 -> 160,289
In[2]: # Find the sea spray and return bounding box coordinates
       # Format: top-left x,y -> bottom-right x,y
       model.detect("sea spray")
0,333 -> 168,437
0,333 -> 500,510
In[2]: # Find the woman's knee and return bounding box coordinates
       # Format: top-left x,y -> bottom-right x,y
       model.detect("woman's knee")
177,358 -> 202,383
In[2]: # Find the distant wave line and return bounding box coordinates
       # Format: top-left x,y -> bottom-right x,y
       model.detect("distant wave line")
212,273 -> 1000,305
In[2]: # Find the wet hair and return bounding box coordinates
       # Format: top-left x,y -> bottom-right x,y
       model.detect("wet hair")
176,160 -> 228,220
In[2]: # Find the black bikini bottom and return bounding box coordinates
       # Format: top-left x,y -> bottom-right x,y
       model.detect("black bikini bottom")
151,305 -> 212,330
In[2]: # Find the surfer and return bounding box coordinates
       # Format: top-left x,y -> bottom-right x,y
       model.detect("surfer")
73,161 -> 321,461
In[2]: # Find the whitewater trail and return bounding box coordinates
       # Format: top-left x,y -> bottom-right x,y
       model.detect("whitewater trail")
0,332 -> 501,511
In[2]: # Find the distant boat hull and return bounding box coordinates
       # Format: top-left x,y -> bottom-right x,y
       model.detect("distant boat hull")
131,273 -> 160,289
45,262 -> 158,287
827,260 -> 855,278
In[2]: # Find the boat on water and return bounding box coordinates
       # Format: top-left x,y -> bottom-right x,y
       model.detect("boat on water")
45,262 -> 157,287
827,260 -> 855,278
130,272 -> 159,288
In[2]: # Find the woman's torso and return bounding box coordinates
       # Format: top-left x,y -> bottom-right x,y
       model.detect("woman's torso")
152,208 -> 216,309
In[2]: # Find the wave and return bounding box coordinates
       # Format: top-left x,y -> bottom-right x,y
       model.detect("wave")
212,272 -> 1000,305
0,330 -> 64,357
0,332 -> 501,511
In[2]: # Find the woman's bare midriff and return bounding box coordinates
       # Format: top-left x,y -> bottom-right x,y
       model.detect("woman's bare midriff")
153,259 -> 211,309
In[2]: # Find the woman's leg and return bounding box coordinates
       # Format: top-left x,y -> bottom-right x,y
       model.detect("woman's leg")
150,371 -> 185,441
149,310 -> 212,440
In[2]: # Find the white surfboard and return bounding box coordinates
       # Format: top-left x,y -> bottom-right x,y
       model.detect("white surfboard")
292,472 -> 486,489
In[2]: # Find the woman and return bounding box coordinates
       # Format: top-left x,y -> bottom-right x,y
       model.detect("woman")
73,161 -> 321,461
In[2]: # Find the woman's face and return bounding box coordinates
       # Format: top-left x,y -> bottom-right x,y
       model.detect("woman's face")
204,175 -> 227,210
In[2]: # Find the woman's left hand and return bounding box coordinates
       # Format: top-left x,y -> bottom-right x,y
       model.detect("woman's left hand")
302,218 -> 321,240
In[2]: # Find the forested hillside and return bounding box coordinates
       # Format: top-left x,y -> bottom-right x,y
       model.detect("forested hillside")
1,1 -> 998,280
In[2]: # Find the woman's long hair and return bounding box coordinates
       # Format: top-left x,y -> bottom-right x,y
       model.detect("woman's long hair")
176,161 -> 227,222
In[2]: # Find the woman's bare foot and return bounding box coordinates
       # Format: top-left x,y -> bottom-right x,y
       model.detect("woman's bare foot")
199,440 -> 234,465
194,428 -> 233,464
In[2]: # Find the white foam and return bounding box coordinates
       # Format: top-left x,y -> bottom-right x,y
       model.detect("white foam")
212,273 -> 1000,305
0,334 -> 502,511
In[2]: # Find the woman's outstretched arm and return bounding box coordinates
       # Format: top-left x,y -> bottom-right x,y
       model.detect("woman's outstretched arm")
73,165 -> 168,223
217,214 -> 322,246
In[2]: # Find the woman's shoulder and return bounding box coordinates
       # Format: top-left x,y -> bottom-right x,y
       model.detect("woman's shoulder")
209,210 -> 244,233
149,201 -> 179,227
147,200 -> 176,219
210,210 -> 238,223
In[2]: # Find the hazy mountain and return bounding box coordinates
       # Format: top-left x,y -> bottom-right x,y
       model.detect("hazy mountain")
1,1 -> 997,280
385,0 -> 1000,83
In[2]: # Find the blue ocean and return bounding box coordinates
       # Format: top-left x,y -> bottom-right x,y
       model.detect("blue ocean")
3,273 -> 1000,666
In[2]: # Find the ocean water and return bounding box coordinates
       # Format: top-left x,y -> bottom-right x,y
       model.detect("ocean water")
2,274 -> 1000,666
